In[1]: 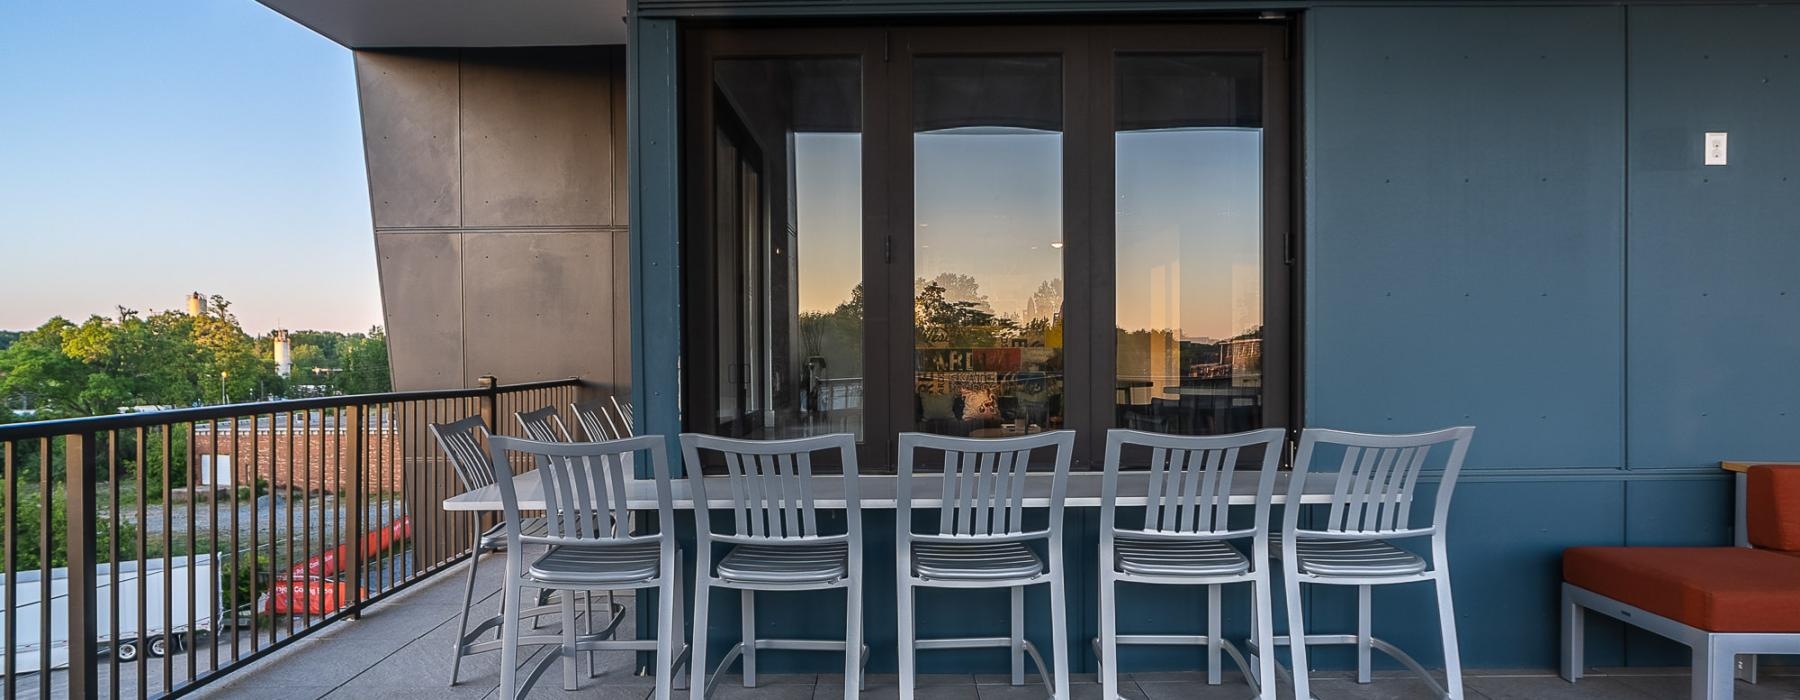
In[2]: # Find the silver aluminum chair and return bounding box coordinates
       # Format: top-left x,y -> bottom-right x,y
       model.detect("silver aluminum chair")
1275,427 -> 1475,700
896,431 -> 1074,700
573,398 -> 628,441
486,434 -> 689,700
681,433 -> 868,698
430,415 -> 558,686
516,405 -> 618,644
1096,428 -> 1285,700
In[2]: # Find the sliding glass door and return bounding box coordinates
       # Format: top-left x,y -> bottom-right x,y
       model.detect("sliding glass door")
685,23 -> 1290,467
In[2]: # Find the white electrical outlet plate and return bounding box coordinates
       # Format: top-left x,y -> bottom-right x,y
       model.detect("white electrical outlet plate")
1705,132 -> 1728,166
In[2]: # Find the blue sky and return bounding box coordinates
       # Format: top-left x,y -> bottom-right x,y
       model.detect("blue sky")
0,2 -> 378,334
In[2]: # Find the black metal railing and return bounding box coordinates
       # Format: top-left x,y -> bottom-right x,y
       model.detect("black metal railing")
0,376 -> 586,699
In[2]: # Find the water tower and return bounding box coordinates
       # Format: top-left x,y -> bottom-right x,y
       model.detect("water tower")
273,329 -> 293,378
185,292 -> 207,317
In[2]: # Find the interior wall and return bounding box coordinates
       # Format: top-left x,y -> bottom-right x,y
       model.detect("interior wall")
354,46 -> 632,393
1306,4 -> 1800,669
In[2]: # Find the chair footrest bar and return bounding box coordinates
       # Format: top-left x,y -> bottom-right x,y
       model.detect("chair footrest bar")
1093,636 -> 1260,693
460,602 -> 627,655
1266,634 -> 1447,697
914,636 -> 1016,650
701,639 -> 869,698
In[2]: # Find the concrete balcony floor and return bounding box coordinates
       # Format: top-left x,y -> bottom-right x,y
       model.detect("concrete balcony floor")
200,554 -> 1800,699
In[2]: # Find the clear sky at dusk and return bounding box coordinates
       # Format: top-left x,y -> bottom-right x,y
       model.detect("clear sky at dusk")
0,2 -> 378,334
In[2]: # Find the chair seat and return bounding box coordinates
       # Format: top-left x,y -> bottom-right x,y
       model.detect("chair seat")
479,516 -> 549,550
717,542 -> 849,585
912,541 -> 1043,582
1272,535 -> 1427,577
1114,537 -> 1249,577
525,541 -> 661,587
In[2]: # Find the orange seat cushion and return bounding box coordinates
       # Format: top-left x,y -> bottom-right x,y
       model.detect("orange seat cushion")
1748,465 -> 1800,552
1564,546 -> 1800,632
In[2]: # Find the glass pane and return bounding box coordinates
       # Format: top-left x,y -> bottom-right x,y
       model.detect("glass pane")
913,55 -> 1064,437
1113,53 -> 1264,435
711,57 -> 864,440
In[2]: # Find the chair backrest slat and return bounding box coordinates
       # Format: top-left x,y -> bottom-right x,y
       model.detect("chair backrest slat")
430,415 -> 495,491
487,435 -> 660,545
515,405 -> 571,443
1107,429 -> 1283,538
681,433 -> 857,543
1286,427 -> 1476,538
611,396 -> 635,436
572,399 -> 619,441
898,432 -> 1072,539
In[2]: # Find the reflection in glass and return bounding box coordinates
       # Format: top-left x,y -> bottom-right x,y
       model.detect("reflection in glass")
913,55 -> 1064,437
1113,54 -> 1264,435
711,57 -> 864,440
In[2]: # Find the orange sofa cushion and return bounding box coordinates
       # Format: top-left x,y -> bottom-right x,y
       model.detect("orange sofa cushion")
1748,465 -> 1800,552
1564,546 -> 1800,632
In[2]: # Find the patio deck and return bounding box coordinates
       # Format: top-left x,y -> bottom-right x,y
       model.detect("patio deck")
199,554 -> 1800,699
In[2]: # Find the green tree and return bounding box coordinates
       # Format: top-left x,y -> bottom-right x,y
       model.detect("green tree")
10,486 -> 139,570
338,327 -> 392,395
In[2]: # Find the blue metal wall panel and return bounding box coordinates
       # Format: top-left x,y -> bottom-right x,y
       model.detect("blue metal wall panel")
1626,5 -> 1800,468
1306,7 -> 1627,469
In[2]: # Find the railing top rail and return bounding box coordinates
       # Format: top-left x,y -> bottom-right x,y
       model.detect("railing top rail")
0,377 -> 581,441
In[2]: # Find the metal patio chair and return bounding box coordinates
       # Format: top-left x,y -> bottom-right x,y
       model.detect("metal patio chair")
681,433 -> 868,698
1095,428 -> 1286,700
573,397 -> 628,441
430,415 -> 562,686
1274,426 -> 1475,700
896,431 -> 1074,700
515,405 -> 616,645
486,433 -> 689,700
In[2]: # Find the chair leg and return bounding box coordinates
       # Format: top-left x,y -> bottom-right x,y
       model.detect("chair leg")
1251,575 -> 1278,700
1098,575 -> 1120,700
585,590 -> 598,678
449,539 -> 482,686
897,583 -> 917,700
654,576 -> 678,700
671,566 -> 688,691
844,577 -> 863,699
560,590 -> 579,691
1049,563 -> 1071,700
690,576 -> 712,697
1011,585 -> 1026,686
1560,588 -> 1583,683
1433,572 -> 1464,700
1282,569 -> 1311,700
1357,584 -> 1372,684
1207,584 -> 1223,685
500,582 -> 522,700
741,589 -> 758,687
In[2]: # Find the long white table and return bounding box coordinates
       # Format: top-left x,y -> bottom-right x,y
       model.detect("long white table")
442,471 -> 1340,512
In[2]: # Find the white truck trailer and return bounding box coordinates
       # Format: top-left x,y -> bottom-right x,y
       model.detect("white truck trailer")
0,554 -> 217,674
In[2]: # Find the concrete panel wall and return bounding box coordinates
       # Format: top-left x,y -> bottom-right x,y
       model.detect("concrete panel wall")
355,46 -> 630,392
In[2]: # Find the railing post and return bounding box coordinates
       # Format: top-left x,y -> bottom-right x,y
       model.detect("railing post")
478,375 -> 499,432
63,431 -> 99,699
344,404 -> 365,621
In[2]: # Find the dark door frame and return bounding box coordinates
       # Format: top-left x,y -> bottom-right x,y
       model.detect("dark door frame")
681,21 -> 1295,469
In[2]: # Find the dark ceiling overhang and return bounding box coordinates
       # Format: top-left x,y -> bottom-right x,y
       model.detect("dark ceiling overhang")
256,0 -> 627,48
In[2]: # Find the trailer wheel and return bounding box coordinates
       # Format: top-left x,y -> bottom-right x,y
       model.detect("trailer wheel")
148,635 -> 168,658
115,639 -> 141,662
169,632 -> 190,653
